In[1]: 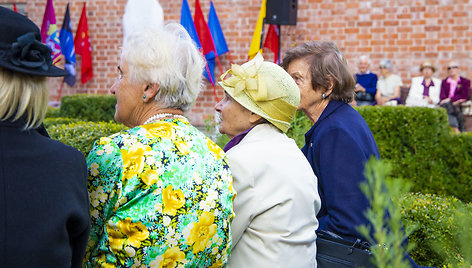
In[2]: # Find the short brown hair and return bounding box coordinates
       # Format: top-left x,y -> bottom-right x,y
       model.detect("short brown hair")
281,41 -> 355,103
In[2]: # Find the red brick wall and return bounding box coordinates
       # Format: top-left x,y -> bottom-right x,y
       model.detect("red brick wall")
2,0 -> 472,125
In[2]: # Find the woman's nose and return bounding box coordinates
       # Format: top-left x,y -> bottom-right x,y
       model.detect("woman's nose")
110,81 -> 117,94
214,100 -> 222,112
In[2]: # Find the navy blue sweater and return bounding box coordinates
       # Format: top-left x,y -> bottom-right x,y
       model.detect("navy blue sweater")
356,72 -> 378,95
302,100 -> 379,241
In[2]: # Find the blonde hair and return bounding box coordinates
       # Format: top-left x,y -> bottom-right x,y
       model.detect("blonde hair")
0,67 -> 49,129
122,23 -> 205,112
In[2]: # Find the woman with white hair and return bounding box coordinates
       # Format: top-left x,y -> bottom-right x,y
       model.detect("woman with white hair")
375,59 -> 403,105
85,24 -> 235,267
0,7 -> 90,267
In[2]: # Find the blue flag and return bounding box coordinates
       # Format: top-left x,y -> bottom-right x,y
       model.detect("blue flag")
59,3 -> 76,87
208,1 -> 228,56
180,0 -> 215,84
180,0 -> 201,49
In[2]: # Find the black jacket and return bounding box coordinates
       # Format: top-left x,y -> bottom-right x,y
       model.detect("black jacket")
0,119 -> 90,268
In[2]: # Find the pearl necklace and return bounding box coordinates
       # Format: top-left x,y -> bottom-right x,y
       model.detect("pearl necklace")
143,113 -> 187,125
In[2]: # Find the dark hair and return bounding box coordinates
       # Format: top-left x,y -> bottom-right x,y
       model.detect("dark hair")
281,41 -> 355,103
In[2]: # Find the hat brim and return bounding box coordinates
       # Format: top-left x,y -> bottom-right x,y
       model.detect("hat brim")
0,60 -> 69,77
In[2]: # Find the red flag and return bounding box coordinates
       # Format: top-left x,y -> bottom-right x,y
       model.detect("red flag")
193,0 -> 217,57
74,2 -> 93,84
263,24 -> 280,64
13,4 -> 18,12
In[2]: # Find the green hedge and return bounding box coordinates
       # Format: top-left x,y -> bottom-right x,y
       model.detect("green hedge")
60,94 -> 117,122
46,107 -> 61,118
400,192 -> 472,267
286,106 -> 472,203
43,117 -> 81,128
46,121 -> 127,157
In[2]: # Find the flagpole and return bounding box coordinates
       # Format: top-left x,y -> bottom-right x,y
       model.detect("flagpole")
204,61 -> 219,102
277,24 -> 281,64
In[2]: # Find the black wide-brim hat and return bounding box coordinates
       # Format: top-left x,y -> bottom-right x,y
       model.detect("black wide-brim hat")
0,6 -> 68,77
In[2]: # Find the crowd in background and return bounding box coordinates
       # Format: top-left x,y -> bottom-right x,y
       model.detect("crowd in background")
353,55 -> 471,133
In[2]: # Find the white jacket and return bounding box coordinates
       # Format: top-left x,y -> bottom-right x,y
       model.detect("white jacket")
226,124 -> 321,268
406,76 -> 442,108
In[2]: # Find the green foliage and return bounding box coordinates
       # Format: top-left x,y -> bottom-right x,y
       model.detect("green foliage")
43,117 -> 81,128
203,114 -> 230,149
60,94 -> 117,122
286,106 -> 472,203
45,106 -> 61,118
357,158 -> 413,268
399,192 -> 472,267
286,110 -> 313,148
46,121 -> 127,157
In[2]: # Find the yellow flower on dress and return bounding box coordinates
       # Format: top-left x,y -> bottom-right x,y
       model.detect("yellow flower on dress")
150,247 -> 185,268
187,212 -> 217,254
162,185 -> 185,216
140,169 -> 159,186
117,217 -> 150,248
99,137 -> 112,145
174,139 -> 190,155
121,143 -> 152,181
107,227 -> 126,253
207,139 -> 224,160
141,122 -> 175,139
209,259 -> 223,268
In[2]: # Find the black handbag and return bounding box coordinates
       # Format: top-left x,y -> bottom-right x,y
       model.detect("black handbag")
316,230 -> 375,268
356,92 -> 374,102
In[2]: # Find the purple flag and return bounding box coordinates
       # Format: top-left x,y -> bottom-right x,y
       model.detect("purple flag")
40,0 -> 64,67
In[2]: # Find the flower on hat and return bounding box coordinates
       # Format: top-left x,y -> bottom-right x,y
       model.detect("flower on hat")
10,32 -> 51,71
221,53 -> 271,102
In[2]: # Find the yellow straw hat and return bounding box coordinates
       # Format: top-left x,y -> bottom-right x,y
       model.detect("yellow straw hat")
218,53 -> 300,133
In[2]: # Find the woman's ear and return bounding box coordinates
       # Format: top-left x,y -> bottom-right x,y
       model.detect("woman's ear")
143,83 -> 160,102
325,75 -> 335,96
249,112 -> 263,124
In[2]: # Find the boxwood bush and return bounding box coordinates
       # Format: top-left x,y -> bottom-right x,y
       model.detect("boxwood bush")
286,106 -> 472,203
399,192 -> 472,267
43,117 -> 81,128
60,94 -> 117,122
46,121 -> 127,157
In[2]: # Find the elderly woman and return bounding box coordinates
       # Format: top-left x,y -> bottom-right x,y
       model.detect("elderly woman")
215,54 -> 321,267
282,40 -> 378,244
439,61 -> 471,132
85,24 -> 234,267
0,7 -> 90,267
283,41 -> 421,267
405,61 -> 442,108
375,59 -> 403,105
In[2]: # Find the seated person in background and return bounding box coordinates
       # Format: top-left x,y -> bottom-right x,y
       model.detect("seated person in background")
375,59 -> 403,105
215,53 -> 321,267
355,55 -> 378,106
406,61 -> 441,108
439,61 -> 471,132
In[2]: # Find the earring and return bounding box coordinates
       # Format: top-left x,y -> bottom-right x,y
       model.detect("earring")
321,93 -> 327,99
142,95 -> 146,100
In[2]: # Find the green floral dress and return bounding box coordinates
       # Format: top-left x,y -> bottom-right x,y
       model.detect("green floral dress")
84,118 -> 234,268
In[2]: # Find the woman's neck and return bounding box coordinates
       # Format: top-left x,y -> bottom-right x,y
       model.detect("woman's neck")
303,99 -> 330,124
451,74 -> 459,81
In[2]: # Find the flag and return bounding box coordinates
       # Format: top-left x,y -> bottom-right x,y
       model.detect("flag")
75,2 -> 93,84
194,0 -> 217,56
13,3 -> 17,12
180,0 -> 202,49
40,0 -> 64,67
208,1 -> 228,56
263,24 -> 280,64
248,0 -> 266,59
59,3 -> 76,87
194,0 -> 220,84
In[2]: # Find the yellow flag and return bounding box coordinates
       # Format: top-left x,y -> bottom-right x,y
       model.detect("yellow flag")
248,0 -> 266,59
